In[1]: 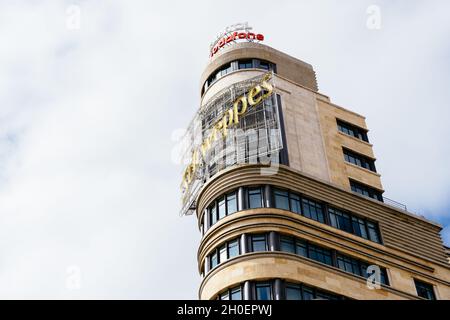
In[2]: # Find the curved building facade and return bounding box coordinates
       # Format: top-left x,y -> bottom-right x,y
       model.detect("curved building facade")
185,41 -> 450,300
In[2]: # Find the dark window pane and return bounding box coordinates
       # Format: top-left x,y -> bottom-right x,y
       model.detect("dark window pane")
255,283 -> 272,300
352,217 -> 368,239
302,198 -> 325,223
308,244 -> 332,265
286,285 -> 302,300
251,234 -> 267,252
414,280 -> 436,300
296,240 -> 308,257
280,235 -> 295,253
367,221 -> 381,243
274,189 -> 290,210
328,207 -> 352,233
302,287 -> 314,300
290,193 -> 301,214
248,188 -> 263,209
227,192 -> 237,214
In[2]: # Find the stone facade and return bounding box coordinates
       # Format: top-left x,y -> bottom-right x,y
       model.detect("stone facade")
192,42 -> 450,300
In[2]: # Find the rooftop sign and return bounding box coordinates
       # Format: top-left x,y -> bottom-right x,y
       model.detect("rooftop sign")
209,22 -> 264,58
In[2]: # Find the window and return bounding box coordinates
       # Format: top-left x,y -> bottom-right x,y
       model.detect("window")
414,280 -> 436,300
302,198 -> 325,223
251,234 -> 268,252
206,237 -> 241,273
269,185 -> 382,244
307,244 -> 333,266
205,190 -> 239,229
274,188 -> 290,210
328,207 -> 353,233
226,192 -> 237,214
228,239 -> 240,258
280,235 -> 295,253
248,187 -> 263,209
343,148 -> 376,172
202,59 -> 276,96
230,286 -> 242,300
218,197 -> 226,219
352,216 -> 369,239
366,221 -> 381,243
290,193 -> 301,214
337,119 -> 369,142
219,244 -> 227,264
218,286 -> 243,300
209,204 -> 217,226
210,251 -> 218,269
337,254 -> 361,276
337,254 -> 389,285
350,180 -> 384,202
238,59 -> 253,69
255,283 -> 272,300
285,284 -> 302,300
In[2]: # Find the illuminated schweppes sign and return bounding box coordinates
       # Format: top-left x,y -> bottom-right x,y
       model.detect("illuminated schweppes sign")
182,72 -> 273,189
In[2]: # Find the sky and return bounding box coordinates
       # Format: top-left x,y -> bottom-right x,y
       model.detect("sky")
0,0 -> 449,299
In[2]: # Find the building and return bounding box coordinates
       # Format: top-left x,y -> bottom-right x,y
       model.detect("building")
182,36 -> 450,300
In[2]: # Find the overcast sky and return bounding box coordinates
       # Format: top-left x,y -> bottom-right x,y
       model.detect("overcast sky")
0,0 -> 449,299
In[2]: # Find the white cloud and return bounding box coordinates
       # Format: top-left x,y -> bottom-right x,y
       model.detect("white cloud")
0,0 -> 448,298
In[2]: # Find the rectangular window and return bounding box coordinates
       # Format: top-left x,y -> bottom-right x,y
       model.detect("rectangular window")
308,244 -> 332,266
352,216 -> 369,239
226,192 -> 237,215
219,291 -> 229,300
219,244 -> 227,264
337,254 -> 361,276
251,234 -> 268,252
285,284 -> 302,300
328,207 -> 353,233
343,148 -> 376,172
414,280 -> 436,300
280,235 -> 295,253
337,119 -> 369,142
255,283 -> 272,300
366,221 -> 381,243
295,239 -> 308,257
218,197 -> 226,219
350,180 -> 384,202
274,188 -> 290,210
302,198 -> 325,223
238,59 -> 253,69
228,239 -> 240,258
209,204 -> 217,226
248,187 -> 263,209
210,251 -> 218,269
290,193 -> 301,214
230,286 -> 242,300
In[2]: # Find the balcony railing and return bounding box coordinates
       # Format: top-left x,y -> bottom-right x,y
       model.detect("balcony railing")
383,196 -> 407,211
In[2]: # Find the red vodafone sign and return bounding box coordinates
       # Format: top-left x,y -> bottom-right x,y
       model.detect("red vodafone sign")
210,23 -> 264,58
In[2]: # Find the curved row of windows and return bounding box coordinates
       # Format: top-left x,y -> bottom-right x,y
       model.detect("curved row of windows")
201,58 -> 277,96
201,185 -> 382,244
203,231 -> 389,286
215,279 -> 345,300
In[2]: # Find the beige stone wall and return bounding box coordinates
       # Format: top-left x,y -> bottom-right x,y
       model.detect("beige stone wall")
194,43 -> 450,300
316,97 -> 383,191
198,207 -> 450,300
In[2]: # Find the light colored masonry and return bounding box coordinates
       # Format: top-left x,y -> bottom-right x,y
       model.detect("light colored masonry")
193,42 -> 450,300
